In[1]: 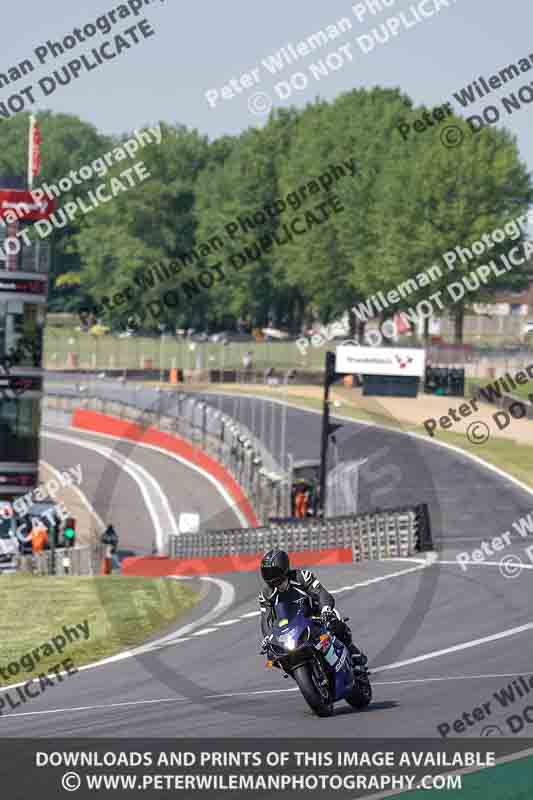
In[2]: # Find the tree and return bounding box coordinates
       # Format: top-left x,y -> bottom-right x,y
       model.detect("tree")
0,110 -> 113,309
74,124 -> 216,330
195,108 -> 300,330
363,109 -> 532,342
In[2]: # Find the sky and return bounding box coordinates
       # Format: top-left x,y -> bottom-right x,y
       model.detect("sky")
2,0 -> 533,174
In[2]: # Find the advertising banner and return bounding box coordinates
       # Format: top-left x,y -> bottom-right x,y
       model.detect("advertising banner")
0,278 -> 47,296
0,374 -> 43,393
335,345 -> 426,377
0,189 -> 55,222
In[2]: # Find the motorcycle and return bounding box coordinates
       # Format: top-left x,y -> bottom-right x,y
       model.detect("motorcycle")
262,597 -> 372,717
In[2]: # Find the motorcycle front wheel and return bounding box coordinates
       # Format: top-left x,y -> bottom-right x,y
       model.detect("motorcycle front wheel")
345,675 -> 372,709
293,662 -> 333,717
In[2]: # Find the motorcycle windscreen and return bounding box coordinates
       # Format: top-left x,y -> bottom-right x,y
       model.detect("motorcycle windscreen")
271,591 -> 308,636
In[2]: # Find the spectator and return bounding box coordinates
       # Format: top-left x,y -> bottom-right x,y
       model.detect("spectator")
101,524 -> 120,570
294,488 -> 308,519
101,524 -> 118,550
31,520 -> 49,554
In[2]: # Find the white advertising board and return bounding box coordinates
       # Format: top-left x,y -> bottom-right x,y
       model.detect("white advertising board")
178,512 -> 200,535
335,345 -> 425,378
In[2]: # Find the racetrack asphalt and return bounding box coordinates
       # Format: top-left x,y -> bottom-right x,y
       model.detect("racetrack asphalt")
4,376 -> 531,741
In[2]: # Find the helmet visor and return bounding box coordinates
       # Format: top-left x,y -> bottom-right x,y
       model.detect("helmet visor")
268,576 -> 288,588
261,565 -> 287,585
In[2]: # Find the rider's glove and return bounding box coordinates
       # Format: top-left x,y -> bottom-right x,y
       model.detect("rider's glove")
260,634 -> 273,653
321,606 -> 336,626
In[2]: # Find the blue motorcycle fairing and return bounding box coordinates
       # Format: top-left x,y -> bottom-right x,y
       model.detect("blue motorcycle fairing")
271,596 -> 355,702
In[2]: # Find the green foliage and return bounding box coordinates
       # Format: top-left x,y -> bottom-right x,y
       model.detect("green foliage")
3,93 -> 530,342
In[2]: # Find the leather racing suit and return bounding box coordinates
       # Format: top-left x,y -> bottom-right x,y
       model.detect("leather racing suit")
258,568 -> 362,658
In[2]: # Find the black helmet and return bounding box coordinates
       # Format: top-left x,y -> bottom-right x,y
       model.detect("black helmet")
261,550 -> 290,587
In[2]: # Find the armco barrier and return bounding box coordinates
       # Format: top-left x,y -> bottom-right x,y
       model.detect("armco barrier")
168,504 -> 432,564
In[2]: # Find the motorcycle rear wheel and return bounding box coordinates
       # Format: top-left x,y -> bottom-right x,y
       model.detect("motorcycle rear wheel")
345,676 -> 372,709
293,662 -> 333,717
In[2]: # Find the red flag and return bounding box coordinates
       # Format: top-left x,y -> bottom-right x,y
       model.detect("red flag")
32,121 -> 41,176
28,115 -> 41,187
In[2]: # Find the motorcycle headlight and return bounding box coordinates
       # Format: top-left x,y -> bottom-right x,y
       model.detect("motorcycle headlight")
287,638 -> 296,651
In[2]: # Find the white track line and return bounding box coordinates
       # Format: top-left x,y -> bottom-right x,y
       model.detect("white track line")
373,620 -> 533,674
0,562 -> 423,697
5,672 -> 533,719
372,672 -> 530,686
207,391 -> 533,500
436,559 -> 533,570
0,576 -> 235,697
43,430 -> 178,552
153,576 -> 235,644
45,421 -> 251,529
40,459 -> 105,534
191,628 -> 219,636
331,563 -> 427,592
215,561 -> 434,626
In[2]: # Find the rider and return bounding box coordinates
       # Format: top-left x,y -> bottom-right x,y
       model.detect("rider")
258,549 -> 368,672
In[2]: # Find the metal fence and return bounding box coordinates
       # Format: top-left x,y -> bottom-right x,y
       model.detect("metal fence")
12,545 -> 98,576
168,504 -> 432,562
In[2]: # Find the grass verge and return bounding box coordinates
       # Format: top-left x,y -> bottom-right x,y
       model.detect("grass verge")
0,577 -> 199,685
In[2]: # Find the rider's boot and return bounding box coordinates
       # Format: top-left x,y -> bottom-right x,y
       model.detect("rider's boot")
348,643 -> 368,674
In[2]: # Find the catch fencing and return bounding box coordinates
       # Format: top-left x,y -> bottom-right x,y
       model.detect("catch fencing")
168,504 -> 432,562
